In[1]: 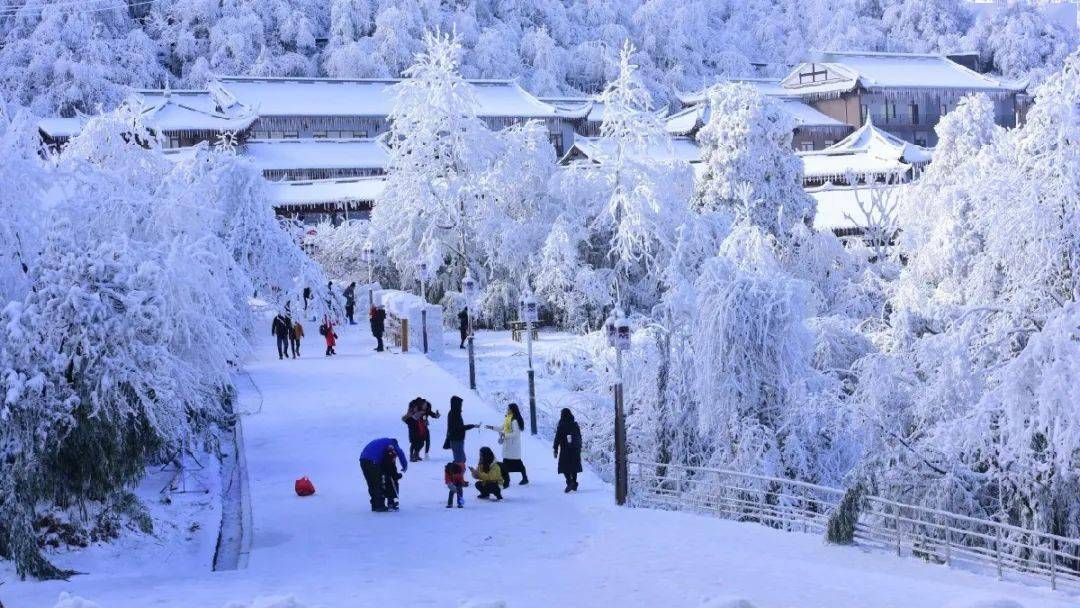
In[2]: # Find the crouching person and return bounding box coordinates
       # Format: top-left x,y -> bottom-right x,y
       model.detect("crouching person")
360,437 -> 407,512
469,447 -> 503,501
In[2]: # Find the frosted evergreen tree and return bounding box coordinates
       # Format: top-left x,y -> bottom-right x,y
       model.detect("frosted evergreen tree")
369,30 -> 497,294
695,82 -> 814,240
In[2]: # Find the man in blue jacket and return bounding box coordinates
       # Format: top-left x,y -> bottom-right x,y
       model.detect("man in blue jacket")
360,438 -> 408,512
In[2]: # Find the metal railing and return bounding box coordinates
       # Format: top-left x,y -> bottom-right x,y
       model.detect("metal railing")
630,461 -> 1080,592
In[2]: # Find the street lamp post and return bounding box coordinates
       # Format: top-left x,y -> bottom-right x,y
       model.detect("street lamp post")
606,312 -> 631,506
461,272 -> 479,390
519,290 -> 539,435
417,261 -> 432,354
361,240 -> 375,309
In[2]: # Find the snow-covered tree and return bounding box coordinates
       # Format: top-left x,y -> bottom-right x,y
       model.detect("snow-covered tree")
853,51 -> 1080,540
694,82 -> 814,240
966,2 -> 1076,84
0,4 -> 165,115
370,30 -> 498,294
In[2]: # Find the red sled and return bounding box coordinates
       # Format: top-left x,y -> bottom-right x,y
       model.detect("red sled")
295,476 -> 315,497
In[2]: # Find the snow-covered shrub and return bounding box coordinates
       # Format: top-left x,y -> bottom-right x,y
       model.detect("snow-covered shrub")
0,103 -> 327,579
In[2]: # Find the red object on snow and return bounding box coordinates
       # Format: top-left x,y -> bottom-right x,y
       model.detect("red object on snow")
295,476 -> 315,497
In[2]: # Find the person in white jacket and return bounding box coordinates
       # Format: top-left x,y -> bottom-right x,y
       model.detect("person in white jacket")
493,403 -> 529,488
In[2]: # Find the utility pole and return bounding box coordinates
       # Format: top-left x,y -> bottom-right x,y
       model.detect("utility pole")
462,273 -> 479,391
520,291 -> 539,435
607,312 -> 631,505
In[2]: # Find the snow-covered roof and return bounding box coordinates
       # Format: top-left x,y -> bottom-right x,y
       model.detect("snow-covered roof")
134,92 -> 257,133
537,96 -> 594,120
38,91 -> 256,139
808,182 -> 907,232
798,120 -> 931,180
782,52 -> 1024,97
216,77 -> 558,119
38,116 -> 88,138
268,177 -> 386,206
561,135 -> 701,166
244,138 -> 388,171
665,98 -> 846,136
677,78 -> 793,106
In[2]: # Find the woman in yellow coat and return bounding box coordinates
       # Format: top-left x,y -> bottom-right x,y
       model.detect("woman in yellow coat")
469,446 -> 503,500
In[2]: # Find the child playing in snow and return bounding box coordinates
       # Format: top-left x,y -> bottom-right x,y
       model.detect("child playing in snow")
321,316 -> 337,356
444,462 -> 466,508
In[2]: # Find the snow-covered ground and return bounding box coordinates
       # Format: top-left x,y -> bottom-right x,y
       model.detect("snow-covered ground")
4,325 -> 1077,608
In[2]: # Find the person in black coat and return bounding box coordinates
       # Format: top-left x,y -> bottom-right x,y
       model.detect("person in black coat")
553,408 -> 582,493
458,307 -> 469,349
443,395 -> 478,463
344,282 -> 357,325
370,304 -> 387,351
271,314 -> 292,360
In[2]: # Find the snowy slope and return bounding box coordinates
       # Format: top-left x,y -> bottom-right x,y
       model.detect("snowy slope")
3,326 -> 1076,608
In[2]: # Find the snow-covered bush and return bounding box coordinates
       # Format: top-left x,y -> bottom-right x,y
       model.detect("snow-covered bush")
0,103 -> 326,579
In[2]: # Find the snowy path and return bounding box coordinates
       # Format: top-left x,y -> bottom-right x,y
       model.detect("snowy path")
4,325 -> 1078,607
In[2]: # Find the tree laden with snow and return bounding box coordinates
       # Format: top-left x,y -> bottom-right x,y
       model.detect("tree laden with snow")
370,30 -> 497,297
694,82 -> 814,240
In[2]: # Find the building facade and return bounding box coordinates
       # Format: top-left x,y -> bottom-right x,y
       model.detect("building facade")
779,51 -> 1025,147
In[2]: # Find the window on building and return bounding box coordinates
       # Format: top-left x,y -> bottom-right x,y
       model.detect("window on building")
911,103 -> 919,125
823,140 -> 835,147
915,133 -> 927,147
799,141 -> 814,151
313,131 -> 327,139
940,103 -> 948,116
799,63 -> 828,84
283,131 -> 299,139
353,130 -> 368,138
167,136 -> 181,149
860,104 -> 868,123
270,131 -> 284,139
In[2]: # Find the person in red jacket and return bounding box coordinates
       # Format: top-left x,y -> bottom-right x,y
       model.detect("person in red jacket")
444,462 -> 466,509
321,316 -> 337,356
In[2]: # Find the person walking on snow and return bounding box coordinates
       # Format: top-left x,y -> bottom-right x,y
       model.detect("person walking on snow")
458,306 -> 469,349
272,313 -> 292,360
554,408 -> 582,493
321,316 -> 337,356
370,304 -> 386,352
470,447 -> 503,500
443,395 -> 479,465
290,319 -> 304,358
444,462 -> 467,508
488,403 -> 528,487
344,281 -> 357,325
360,438 -> 408,512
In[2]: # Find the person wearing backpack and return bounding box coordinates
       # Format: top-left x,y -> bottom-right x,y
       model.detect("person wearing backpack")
360,438 -> 407,512
553,408 -> 582,493
320,316 -> 337,356
272,313 -> 292,360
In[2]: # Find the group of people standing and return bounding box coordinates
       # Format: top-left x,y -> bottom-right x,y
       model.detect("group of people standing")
360,397 -> 584,512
